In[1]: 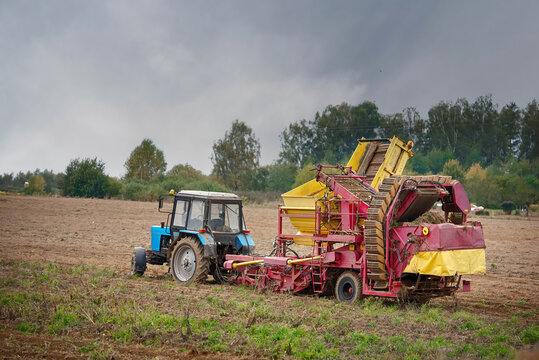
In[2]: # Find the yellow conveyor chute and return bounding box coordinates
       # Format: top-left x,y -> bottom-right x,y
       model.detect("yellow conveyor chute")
281,136 -> 413,245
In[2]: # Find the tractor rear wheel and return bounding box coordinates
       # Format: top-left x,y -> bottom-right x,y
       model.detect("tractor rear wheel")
335,271 -> 362,303
171,237 -> 209,285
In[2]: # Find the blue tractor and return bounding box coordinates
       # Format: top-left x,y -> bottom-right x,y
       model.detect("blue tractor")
131,190 -> 255,284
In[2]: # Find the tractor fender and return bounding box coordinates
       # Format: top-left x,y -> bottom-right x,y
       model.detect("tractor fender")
236,233 -> 256,255
166,230 -> 217,259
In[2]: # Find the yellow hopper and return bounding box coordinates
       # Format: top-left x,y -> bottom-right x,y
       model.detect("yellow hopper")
281,136 -> 413,245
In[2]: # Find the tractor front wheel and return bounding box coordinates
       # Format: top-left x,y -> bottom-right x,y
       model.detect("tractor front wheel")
130,247 -> 147,276
171,237 -> 209,285
335,271 -> 362,303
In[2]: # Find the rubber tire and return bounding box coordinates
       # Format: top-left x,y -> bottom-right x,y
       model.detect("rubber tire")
335,271 -> 362,303
130,247 -> 147,276
170,237 -> 209,285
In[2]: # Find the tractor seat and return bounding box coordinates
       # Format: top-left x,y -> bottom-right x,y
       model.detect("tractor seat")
209,219 -> 224,230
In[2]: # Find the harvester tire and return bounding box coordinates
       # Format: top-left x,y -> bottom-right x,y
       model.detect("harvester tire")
130,247 -> 147,276
335,271 -> 362,303
170,237 -> 209,285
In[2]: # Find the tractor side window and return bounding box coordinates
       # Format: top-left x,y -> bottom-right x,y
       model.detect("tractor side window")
187,199 -> 205,230
209,203 -> 240,233
173,200 -> 188,227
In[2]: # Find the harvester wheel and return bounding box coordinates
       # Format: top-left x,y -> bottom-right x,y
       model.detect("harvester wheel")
335,271 -> 362,303
130,247 -> 147,276
170,237 -> 209,285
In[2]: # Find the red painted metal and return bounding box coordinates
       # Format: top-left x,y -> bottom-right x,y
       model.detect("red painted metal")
225,169 -> 482,301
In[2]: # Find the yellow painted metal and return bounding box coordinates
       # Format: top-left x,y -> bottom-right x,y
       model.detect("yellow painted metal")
281,136 -> 413,245
369,136 -> 413,190
232,259 -> 264,268
403,249 -> 486,276
287,255 -> 321,265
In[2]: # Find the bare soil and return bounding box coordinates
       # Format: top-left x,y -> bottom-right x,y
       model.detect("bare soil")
0,195 -> 538,358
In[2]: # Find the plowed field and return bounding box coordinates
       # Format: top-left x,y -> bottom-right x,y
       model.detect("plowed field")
0,195 -> 537,359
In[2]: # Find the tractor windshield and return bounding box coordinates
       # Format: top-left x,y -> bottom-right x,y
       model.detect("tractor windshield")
209,203 -> 240,233
186,199 -> 205,230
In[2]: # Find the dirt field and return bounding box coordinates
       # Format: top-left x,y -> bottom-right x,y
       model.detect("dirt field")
1,195 -> 538,359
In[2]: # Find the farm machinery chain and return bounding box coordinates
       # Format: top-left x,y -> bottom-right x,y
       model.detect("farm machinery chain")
363,174 -> 454,288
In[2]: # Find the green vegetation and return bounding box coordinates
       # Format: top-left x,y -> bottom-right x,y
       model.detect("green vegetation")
124,138 -> 167,181
211,119 -> 261,190
1,95 -> 537,207
0,260 -> 536,359
61,157 -> 120,198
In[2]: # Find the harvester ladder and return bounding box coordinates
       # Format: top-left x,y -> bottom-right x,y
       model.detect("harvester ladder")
311,241 -> 324,293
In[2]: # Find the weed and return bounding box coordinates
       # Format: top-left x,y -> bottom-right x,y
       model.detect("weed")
520,325 -> 539,344
89,277 -> 102,286
48,307 -> 80,334
67,265 -> 91,275
1,277 -> 15,286
348,331 -> 380,355
359,297 -> 385,316
458,319 -> 481,331
447,343 -> 472,357
46,264 -> 62,274
16,321 -> 38,334
96,267 -> 115,278
206,295 -> 223,307
79,343 -> 98,353
475,300 -> 486,307
490,263 -> 498,269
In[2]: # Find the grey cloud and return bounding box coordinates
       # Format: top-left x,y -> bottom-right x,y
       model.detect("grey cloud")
1,1 -> 537,177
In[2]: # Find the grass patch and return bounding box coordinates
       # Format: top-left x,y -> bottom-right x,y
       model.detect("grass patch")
0,260 -> 534,359
520,325 -> 539,344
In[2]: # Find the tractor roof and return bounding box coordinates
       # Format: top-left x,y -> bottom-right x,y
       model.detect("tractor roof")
176,190 -> 240,201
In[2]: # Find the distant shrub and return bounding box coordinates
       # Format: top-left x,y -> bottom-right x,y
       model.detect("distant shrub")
500,201 -> 516,215
238,191 -> 281,204
530,204 -> 539,213
62,158 -> 110,198
106,177 -> 123,198
25,175 -> 46,195
122,177 -> 231,202
122,181 -> 146,201
475,210 -> 490,216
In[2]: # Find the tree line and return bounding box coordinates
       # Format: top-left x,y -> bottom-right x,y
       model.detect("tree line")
1,95 -> 537,209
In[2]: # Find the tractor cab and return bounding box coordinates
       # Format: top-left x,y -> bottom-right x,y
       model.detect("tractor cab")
170,190 -> 243,234
131,190 -> 255,284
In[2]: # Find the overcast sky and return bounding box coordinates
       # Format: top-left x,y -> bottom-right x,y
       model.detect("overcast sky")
1,1 -> 538,177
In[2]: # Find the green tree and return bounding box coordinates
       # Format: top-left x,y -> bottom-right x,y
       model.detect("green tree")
427,98 -> 468,155
442,159 -> 465,181
167,164 -> 206,182
106,177 -> 123,198
468,95 -> 499,164
279,102 -> 382,166
519,99 -> 538,160
124,139 -> 167,181
211,120 -> 261,190
279,119 -> 313,168
378,107 -> 427,151
464,163 -> 488,206
293,163 -> 317,188
266,163 -> 297,192
62,158 -> 109,198
426,149 -> 454,173
498,102 -> 521,161
26,174 -> 46,194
